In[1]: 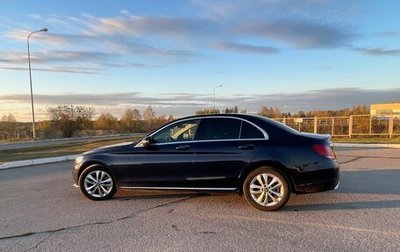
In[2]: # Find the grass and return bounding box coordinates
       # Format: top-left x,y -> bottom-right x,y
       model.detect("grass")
0,136 -> 142,164
332,137 -> 400,144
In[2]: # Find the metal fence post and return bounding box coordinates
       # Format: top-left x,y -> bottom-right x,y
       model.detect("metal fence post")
331,117 -> 334,136
349,115 -> 353,138
388,116 -> 394,138
369,115 -> 372,135
314,116 -> 318,134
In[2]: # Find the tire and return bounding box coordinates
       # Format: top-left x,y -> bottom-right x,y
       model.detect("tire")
243,167 -> 290,211
78,165 -> 117,201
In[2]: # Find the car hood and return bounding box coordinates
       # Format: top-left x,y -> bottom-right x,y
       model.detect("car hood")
83,142 -> 135,155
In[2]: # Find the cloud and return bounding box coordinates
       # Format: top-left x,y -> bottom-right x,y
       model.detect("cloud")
103,40 -> 198,59
353,47 -> 400,56
0,66 -> 103,74
0,1 -> 360,81
0,92 -> 209,107
0,49 -> 163,73
3,19 -> 202,71
88,15 -> 218,40
0,50 -> 113,64
2,88 -> 400,121
235,19 -> 353,48
245,88 -> 400,112
0,50 -> 114,74
1,3 -> 360,77
213,42 -> 279,54
86,13 -> 353,49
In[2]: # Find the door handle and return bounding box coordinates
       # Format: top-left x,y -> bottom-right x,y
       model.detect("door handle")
176,145 -> 191,150
238,144 -> 255,150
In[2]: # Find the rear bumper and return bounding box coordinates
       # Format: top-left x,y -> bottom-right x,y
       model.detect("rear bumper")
292,167 -> 340,194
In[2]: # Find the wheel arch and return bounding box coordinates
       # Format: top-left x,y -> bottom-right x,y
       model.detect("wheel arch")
238,161 -> 295,193
78,161 -> 114,183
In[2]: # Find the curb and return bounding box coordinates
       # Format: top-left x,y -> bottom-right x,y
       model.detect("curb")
0,155 -> 78,170
334,143 -> 400,149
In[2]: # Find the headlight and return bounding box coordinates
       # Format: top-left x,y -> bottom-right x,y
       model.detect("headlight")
75,156 -> 84,165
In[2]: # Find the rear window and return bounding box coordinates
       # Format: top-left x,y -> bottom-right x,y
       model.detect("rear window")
257,115 -> 299,134
240,121 -> 264,139
196,118 -> 241,140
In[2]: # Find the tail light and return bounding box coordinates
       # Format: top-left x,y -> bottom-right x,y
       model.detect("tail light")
312,144 -> 336,160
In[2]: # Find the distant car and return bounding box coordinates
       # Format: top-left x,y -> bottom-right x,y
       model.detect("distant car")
72,114 -> 339,211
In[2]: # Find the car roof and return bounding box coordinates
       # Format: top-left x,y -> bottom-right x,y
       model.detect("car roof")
172,113 -> 298,135
176,113 -> 264,121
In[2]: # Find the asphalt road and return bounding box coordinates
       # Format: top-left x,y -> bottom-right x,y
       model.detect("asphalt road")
1,148 -> 400,251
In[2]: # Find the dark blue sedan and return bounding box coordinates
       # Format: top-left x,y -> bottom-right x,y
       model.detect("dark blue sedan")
73,114 -> 339,211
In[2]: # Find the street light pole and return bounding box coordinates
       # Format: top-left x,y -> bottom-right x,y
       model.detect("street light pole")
27,28 -> 48,140
213,84 -> 222,113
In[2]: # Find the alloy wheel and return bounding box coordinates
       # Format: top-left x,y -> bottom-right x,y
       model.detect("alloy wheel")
249,173 -> 284,207
83,170 -> 114,198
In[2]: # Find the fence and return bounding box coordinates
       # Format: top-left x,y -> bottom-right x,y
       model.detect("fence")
274,115 -> 400,138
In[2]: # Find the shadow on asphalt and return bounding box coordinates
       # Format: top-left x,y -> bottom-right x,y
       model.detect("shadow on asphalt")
338,169 -> 400,195
107,169 -> 400,212
2,162 -> 399,212
114,191 -> 212,201
285,199 -> 400,212
283,169 -> 400,212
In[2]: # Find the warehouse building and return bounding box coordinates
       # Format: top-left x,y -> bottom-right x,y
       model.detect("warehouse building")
370,103 -> 400,116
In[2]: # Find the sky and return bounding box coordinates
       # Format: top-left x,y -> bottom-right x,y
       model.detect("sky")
0,0 -> 399,121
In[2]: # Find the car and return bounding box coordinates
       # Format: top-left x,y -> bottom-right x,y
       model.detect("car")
72,114 -> 339,211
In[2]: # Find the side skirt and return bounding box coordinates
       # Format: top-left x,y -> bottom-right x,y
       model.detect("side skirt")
119,186 -> 237,191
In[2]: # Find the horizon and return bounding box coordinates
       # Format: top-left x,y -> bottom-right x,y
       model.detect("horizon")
1,1 -> 400,121
2,101 -> 395,123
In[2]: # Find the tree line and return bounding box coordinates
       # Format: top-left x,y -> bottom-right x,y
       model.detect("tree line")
0,105 -> 173,140
45,105 -> 174,138
195,105 -> 369,118
257,104 -> 369,118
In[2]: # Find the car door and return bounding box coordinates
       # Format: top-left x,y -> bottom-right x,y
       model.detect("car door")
116,119 -> 200,188
190,118 -> 266,189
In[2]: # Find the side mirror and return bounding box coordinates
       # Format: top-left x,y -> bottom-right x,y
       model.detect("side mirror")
140,136 -> 152,148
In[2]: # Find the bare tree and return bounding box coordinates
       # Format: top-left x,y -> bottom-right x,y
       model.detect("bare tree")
224,106 -> 238,113
195,108 -> 220,115
47,105 -> 95,138
258,106 -> 282,118
121,108 -> 142,132
0,114 -> 17,139
143,106 -> 155,121
95,112 -> 118,132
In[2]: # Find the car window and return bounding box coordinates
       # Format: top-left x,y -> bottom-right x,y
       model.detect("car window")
240,121 -> 265,139
196,118 -> 241,140
152,119 -> 200,143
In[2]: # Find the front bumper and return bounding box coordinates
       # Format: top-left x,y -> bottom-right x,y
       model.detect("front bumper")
72,158 -> 83,187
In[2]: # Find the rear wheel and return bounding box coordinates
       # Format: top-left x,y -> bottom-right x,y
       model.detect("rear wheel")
243,167 -> 290,211
79,165 -> 117,201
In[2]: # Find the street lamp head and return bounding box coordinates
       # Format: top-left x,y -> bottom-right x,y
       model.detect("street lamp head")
41,28 -> 48,32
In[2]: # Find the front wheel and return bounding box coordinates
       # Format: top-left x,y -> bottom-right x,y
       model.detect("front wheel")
243,167 -> 290,211
79,165 -> 117,201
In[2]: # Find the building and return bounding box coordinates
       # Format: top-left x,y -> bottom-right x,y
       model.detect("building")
370,103 -> 400,116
